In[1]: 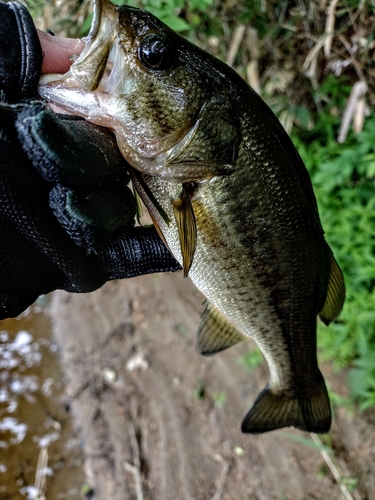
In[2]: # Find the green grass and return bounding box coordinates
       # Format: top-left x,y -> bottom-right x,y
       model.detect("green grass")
292,109 -> 375,409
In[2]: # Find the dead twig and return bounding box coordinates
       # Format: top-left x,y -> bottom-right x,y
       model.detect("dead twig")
338,34 -> 365,82
34,447 -> 48,500
353,97 -> 368,135
245,28 -> 260,94
124,424 -> 144,500
324,0 -> 340,58
302,35 -> 327,88
247,61 -> 261,95
226,25 -> 246,67
211,454 -> 229,500
310,433 -> 357,500
337,80 -> 368,143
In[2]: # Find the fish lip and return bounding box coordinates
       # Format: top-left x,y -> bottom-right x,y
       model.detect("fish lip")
89,0 -> 106,41
70,0 -> 118,91
38,0 -> 120,105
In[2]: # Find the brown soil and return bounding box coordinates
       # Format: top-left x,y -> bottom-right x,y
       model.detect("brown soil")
49,272 -> 375,500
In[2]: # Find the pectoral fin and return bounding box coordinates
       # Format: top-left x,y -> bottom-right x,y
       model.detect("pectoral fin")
196,302 -> 247,356
166,104 -> 239,180
172,183 -> 197,277
319,247 -> 345,325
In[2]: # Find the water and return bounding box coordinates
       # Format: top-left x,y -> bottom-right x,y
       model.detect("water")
0,301 -> 84,500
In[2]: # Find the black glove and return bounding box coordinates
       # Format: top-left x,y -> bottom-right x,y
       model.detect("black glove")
0,2 -> 180,319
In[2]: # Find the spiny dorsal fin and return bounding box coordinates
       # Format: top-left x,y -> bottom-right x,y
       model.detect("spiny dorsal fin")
319,248 -> 345,325
172,183 -> 197,277
196,302 -> 247,356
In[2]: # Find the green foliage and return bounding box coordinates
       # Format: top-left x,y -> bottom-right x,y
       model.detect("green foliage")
237,346 -> 264,372
194,379 -> 206,399
212,390 -> 226,408
74,0 -> 217,36
113,0 -> 215,32
80,14 -> 94,36
292,108 -> 375,409
22,0 -> 45,19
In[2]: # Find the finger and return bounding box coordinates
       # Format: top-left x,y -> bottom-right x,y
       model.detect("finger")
38,30 -> 84,74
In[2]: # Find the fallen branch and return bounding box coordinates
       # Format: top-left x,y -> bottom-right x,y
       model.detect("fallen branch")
337,81 -> 368,143
324,0 -> 340,58
124,424 -> 144,500
211,454 -> 229,500
34,447 -> 48,500
226,25 -> 246,67
310,433 -> 356,500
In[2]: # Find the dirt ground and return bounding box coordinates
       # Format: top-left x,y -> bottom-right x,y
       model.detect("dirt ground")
49,272 -> 375,500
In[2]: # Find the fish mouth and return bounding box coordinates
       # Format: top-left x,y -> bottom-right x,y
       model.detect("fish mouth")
38,0 -> 150,157
38,0 -> 205,177
38,38 -> 131,141
40,0 -> 118,93
38,0 -> 181,163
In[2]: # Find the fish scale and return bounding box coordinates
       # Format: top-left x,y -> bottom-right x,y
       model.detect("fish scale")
38,0 -> 345,434
136,152 -> 312,389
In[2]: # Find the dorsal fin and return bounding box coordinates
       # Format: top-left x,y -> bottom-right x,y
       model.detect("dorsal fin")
319,247 -> 345,325
172,183 -> 197,277
196,302 -> 247,356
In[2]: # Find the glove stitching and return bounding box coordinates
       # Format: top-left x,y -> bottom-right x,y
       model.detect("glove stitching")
8,2 -> 30,94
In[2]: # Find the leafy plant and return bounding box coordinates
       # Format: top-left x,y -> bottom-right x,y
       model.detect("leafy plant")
212,390 -> 226,408
194,379 -> 206,399
292,110 -> 375,409
237,346 -> 264,372
114,0 -> 215,33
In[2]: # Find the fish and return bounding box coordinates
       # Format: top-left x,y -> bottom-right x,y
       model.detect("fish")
38,0 -> 345,434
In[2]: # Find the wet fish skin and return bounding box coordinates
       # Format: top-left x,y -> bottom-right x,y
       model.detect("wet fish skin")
38,0 -> 345,434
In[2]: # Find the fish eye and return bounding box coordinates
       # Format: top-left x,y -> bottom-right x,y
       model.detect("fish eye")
138,34 -> 170,71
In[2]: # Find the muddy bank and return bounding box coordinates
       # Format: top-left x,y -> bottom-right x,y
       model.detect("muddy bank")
50,273 -> 375,500
0,307 -> 84,500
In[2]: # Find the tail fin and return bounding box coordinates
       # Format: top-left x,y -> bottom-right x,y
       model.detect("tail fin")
241,379 -> 331,434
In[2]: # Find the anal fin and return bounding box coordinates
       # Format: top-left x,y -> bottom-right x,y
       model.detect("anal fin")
319,246 -> 345,325
196,302 -> 247,356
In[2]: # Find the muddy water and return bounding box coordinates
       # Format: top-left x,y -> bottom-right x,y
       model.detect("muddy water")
0,300 -> 84,500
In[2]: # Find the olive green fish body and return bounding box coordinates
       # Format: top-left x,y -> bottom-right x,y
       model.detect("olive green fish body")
38,0 -> 345,433
131,88 -> 333,432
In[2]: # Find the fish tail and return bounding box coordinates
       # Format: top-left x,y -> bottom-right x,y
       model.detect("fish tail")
241,374 -> 331,434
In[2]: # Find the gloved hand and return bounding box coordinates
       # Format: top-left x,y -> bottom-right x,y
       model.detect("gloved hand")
0,1 -> 180,319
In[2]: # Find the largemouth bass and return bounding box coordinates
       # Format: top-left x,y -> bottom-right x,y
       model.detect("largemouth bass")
39,0 -> 345,434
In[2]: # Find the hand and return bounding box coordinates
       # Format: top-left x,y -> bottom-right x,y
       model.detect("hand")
38,30 -> 85,74
0,2 -> 180,319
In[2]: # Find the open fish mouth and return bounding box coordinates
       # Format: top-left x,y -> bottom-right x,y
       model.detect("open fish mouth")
40,0 -> 119,93
38,0 -> 133,133
39,0 -> 200,167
